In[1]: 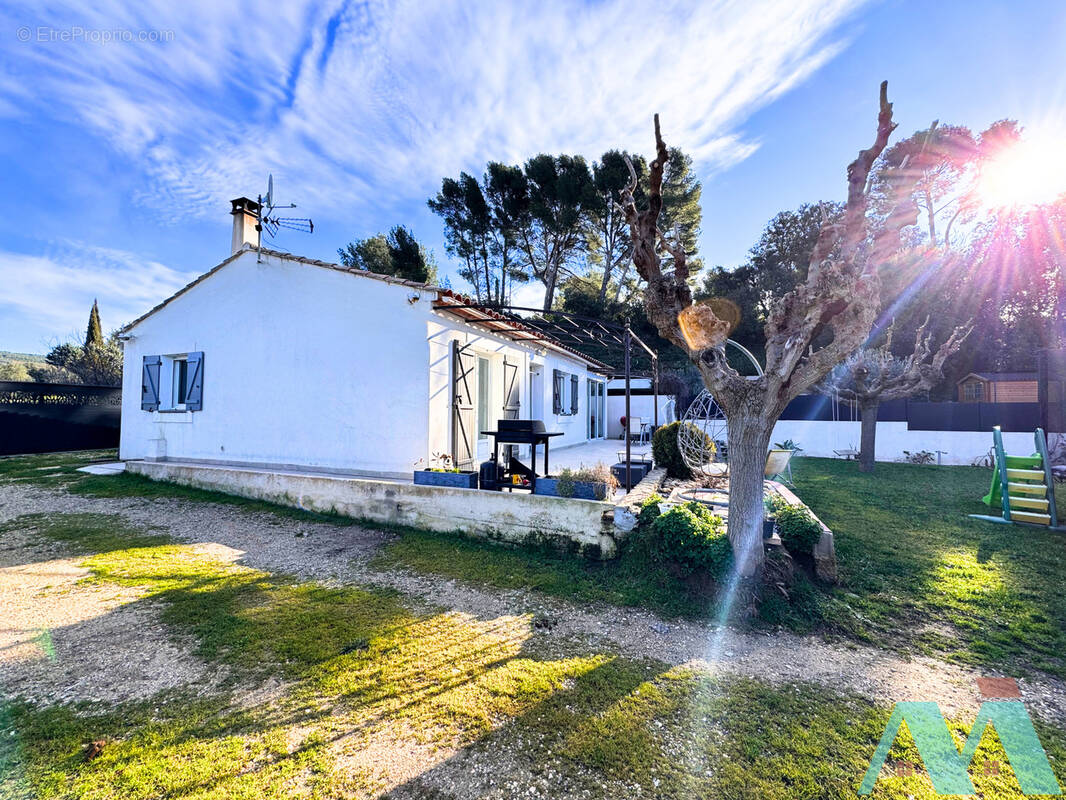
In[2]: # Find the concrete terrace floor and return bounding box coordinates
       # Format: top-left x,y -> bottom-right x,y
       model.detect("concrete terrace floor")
548,437 -> 652,472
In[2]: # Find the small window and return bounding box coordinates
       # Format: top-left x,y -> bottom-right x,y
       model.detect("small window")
477,357 -> 490,438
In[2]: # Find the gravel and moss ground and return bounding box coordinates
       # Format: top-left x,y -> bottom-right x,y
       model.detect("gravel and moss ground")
1,450 -> 1065,798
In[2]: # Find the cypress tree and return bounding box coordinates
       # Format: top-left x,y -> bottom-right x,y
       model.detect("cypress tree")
85,300 -> 103,348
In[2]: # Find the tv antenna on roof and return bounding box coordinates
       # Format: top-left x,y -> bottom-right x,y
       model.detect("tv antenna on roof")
255,173 -> 314,262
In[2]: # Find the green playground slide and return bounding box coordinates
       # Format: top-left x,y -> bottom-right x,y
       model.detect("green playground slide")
972,426 -> 1061,530
981,454 -> 1044,508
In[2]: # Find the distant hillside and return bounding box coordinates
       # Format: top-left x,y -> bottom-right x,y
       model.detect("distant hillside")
0,351 -> 47,365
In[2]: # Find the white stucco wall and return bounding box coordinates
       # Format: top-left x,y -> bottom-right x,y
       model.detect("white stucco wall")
606,394 -> 677,439
768,419 -> 1032,465
120,248 -> 601,476
120,250 -> 431,477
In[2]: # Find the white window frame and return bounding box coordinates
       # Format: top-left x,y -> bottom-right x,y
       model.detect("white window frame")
159,354 -> 190,412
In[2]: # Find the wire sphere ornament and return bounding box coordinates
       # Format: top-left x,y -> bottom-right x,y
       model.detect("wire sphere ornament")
678,390 -> 729,476
675,338 -> 764,477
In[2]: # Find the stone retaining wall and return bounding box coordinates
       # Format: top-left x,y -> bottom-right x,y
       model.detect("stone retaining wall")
127,460 -> 622,558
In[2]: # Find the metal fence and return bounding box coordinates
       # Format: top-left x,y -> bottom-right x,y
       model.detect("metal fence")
0,381 -> 121,456
779,394 -> 1039,432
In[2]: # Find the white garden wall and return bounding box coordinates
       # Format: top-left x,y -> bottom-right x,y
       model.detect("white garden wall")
606,393 -> 677,439
768,419 -> 1033,465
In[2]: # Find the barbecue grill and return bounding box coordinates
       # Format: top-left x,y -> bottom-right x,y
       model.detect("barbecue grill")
479,419 -> 563,491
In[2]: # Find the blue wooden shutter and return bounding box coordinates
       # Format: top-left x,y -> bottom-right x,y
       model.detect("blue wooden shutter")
552,370 -> 562,414
185,352 -> 204,411
570,374 -> 579,415
141,356 -> 161,411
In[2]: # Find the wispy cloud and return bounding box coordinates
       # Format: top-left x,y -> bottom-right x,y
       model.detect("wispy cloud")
0,243 -> 197,350
4,0 -> 865,223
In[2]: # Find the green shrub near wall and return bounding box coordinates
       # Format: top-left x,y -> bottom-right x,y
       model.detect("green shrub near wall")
772,501 -> 823,554
651,422 -> 714,479
650,502 -> 733,578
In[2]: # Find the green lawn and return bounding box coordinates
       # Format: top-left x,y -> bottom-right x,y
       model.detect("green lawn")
793,458 -> 1066,677
5,449 -> 1064,677
2,512 -> 1064,799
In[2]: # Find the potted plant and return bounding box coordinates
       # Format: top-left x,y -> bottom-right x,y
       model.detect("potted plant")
534,464 -> 619,501
413,452 -> 478,489
762,494 -> 778,539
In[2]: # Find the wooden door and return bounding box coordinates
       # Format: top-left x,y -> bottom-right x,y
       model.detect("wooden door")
451,341 -> 477,471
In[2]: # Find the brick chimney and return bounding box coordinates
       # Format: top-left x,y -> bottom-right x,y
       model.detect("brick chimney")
230,197 -> 261,255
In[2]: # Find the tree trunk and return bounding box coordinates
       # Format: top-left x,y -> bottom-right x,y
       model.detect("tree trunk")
859,398 -> 879,473
725,412 -> 774,577
598,255 -> 612,306
925,190 -> 936,245
543,269 -> 557,312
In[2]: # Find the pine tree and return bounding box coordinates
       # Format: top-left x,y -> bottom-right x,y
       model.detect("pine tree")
85,300 -> 103,348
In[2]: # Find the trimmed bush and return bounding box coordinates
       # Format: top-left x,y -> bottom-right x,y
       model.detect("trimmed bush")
652,422 -> 715,479
650,501 -> 732,578
773,502 -> 823,554
637,493 -> 663,528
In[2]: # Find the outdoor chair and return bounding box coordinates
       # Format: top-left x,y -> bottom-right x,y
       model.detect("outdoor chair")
765,448 -> 795,484
627,416 -> 648,444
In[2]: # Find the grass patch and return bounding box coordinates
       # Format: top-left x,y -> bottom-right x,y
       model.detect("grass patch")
4,511 -> 1065,798
2,694 -> 335,800
0,449 -> 356,527
373,526 -> 709,619
6,512 -> 170,553
545,668 -> 1066,799
793,458 -> 1066,676
377,459 -> 1066,677
0,449 -> 117,487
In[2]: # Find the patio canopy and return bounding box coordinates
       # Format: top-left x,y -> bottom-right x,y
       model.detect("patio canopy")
432,298 -> 661,488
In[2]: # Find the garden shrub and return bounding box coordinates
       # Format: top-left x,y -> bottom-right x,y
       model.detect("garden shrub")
773,502 -> 823,554
650,501 -> 732,578
554,464 -> 619,500
637,493 -> 663,528
652,422 -> 715,479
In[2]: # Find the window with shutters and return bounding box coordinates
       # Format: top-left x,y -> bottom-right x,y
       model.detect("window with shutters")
155,352 -> 204,412
552,369 -> 580,416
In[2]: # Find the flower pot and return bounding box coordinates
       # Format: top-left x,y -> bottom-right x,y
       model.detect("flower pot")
534,478 -> 610,501
763,518 -> 776,539
413,470 -> 479,489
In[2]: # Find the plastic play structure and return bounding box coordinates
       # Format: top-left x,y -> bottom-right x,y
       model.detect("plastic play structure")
970,426 -> 1063,530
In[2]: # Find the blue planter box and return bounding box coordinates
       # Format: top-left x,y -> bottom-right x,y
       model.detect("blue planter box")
413,470 -> 479,489
534,478 -> 610,501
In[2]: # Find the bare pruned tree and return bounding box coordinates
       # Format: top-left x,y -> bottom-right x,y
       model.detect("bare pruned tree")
619,82 -> 922,577
820,318 -> 972,472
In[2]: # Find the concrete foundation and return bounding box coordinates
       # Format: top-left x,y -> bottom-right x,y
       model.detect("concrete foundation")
127,460 -> 621,558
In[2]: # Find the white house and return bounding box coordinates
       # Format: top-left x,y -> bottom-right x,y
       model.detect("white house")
118,198 -> 610,479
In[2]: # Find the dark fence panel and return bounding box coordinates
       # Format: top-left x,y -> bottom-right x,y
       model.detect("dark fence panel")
0,381 -> 121,456
779,394 -> 837,421
778,395 -> 908,422
906,401 -> 1039,432
780,393 -> 1038,432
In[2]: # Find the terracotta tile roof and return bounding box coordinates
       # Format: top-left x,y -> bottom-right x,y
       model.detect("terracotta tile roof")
119,245 -> 608,369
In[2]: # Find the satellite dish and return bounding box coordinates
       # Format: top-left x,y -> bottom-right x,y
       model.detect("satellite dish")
266,174 -> 274,208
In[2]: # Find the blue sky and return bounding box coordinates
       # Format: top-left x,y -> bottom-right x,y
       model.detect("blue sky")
2,0 -> 1065,354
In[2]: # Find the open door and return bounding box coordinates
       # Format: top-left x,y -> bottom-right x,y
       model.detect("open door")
451,341 -> 477,471
501,357 -> 521,463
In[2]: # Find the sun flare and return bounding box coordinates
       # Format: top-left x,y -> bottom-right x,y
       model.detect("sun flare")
977,131 -> 1066,209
